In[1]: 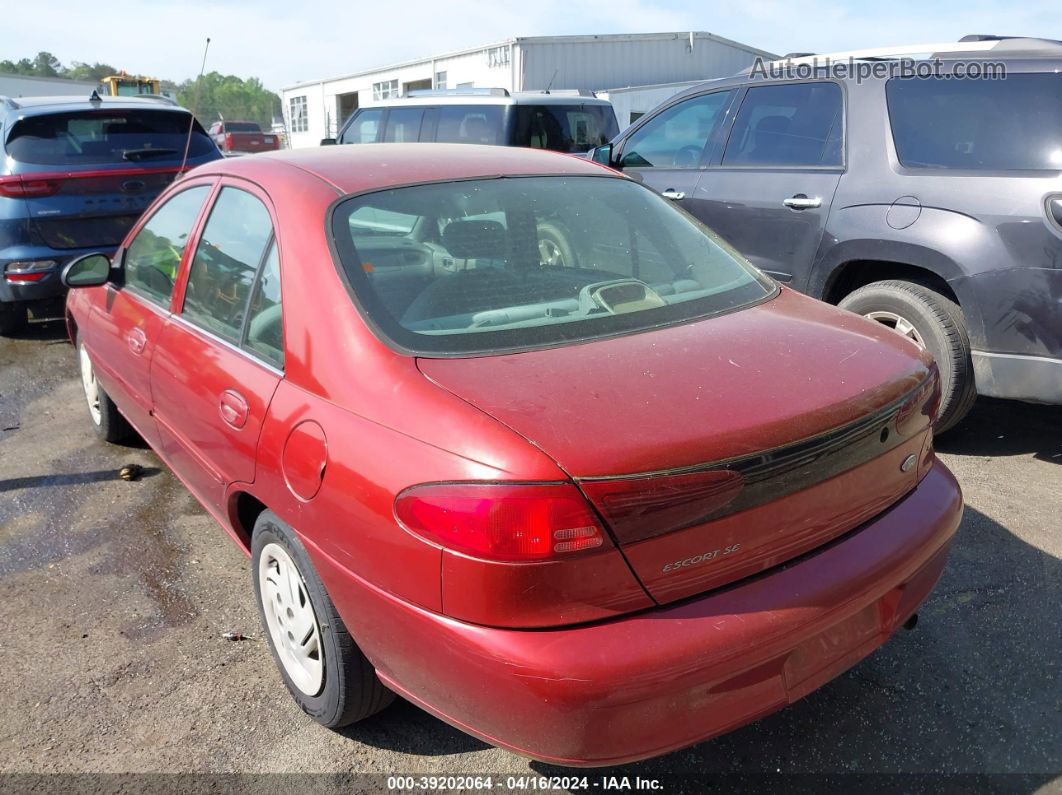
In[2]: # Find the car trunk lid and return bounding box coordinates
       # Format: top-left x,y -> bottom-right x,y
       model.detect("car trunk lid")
417,288 -> 938,603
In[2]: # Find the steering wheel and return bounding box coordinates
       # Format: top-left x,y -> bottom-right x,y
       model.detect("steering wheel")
672,145 -> 703,168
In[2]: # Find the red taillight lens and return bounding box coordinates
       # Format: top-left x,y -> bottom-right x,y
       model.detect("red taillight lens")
224,133 -> 233,149
0,178 -> 60,198
395,483 -> 608,562
580,469 -> 744,544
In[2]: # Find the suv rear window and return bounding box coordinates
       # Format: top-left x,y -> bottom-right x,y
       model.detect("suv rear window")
513,105 -> 619,153
887,74 -> 1062,171
6,109 -> 214,166
331,175 -> 775,355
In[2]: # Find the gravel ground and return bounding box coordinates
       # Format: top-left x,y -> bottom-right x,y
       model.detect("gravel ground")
0,314 -> 1059,792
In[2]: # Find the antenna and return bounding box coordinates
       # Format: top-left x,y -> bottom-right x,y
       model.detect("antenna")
544,68 -> 558,94
180,37 -> 212,176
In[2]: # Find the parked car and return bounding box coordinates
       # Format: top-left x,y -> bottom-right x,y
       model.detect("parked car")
62,144 -> 961,766
0,93 -> 221,334
324,88 -> 619,155
591,35 -> 1062,431
208,120 -> 280,154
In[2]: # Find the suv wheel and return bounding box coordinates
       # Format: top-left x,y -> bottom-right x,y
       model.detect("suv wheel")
252,511 -> 394,728
0,303 -> 27,336
839,280 -> 977,433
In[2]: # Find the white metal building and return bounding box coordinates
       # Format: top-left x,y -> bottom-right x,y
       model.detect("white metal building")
0,73 -> 99,99
282,32 -> 775,147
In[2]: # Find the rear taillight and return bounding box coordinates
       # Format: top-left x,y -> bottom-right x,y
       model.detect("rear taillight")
224,133 -> 233,150
896,365 -> 941,435
580,469 -> 744,544
0,177 -> 60,198
5,259 -> 56,283
395,483 -> 608,562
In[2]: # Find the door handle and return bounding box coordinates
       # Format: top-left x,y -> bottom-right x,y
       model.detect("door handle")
661,189 -> 686,201
219,389 -> 249,430
782,194 -> 822,210
126,327 -> 147,355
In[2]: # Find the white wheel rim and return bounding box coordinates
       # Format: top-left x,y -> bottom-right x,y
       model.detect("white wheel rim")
865,310 -> 926,349
538,238 -> 565,267
258,543 -> 324,696
79,344 -> 102,426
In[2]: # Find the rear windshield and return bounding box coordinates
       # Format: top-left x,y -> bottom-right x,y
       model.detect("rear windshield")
5,109 -> 215,166
332,175 -> 775,355
513,105 -> 619,153
225,122 -> 261,132
887,74 -> 1062,171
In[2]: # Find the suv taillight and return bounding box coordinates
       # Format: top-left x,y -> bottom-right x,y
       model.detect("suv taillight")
0,177 -> 60,198
395,483 -> 608,562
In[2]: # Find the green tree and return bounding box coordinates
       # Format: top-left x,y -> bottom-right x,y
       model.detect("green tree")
64,61 -> 119,82
176,72 -> 280,130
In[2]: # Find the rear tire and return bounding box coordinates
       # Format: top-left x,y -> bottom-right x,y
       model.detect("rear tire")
252,511 -> 394,728
77,335 -> 132,443
0,303 -> 27,336
537,222 -> 577,268
839,280 -> 977,433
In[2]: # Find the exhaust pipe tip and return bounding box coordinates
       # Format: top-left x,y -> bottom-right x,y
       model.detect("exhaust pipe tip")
902,612 -> 919,631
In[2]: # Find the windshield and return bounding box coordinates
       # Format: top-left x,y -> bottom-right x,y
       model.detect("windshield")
332,176 -> 775,355
6,109 -> 215,166
513,104 -> 619,153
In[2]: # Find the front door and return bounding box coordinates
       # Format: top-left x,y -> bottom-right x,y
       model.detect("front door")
85,182 -> 214,447
150,182 -> 284,513
692,82 -> 844,287
614,89 -> 737,222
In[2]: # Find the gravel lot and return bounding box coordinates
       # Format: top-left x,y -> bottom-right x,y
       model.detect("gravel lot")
0,313 -> 1059,792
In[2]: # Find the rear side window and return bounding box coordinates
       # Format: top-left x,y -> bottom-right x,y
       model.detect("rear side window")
341,109 -> 384,144
182,188 -> 274,344
5,109 -> 214,166
244,243 -> 284,368
513,105 -> 619,153
722,82 -> 843,167
124,186 -> 210,305
435,106 -> 505,145
887,74 -> 1062,171
620,91 -> 732,169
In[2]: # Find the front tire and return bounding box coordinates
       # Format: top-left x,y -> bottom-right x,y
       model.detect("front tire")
77,336 -> 132,443
252,511 -> 394,728
839,280 -> 977,433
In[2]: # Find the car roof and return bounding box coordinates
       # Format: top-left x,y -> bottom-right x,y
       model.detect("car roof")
192,143 -> 618,195
1,94 -> 185,117
362,92 -> 613,109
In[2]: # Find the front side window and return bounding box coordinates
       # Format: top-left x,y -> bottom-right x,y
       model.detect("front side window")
383,108 -> 425,143
887,74 -> 1062,171
435,106 -> 504,145
182,188 -> 274,344
373,80 -> 399,101
332,176 -> 774,355
341,109 -> 384,144
288,96 -> 308,133
5,110 -> 214,166
513,105 -> 619,153
722,82 -> 843,167
124,186 -> 211,305
621,91 -> 732,169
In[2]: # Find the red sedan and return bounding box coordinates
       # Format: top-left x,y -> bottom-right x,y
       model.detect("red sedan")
61,144 -> 962,766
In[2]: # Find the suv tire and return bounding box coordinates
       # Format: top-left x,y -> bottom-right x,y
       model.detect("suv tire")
839,280 -> 977,433
252,511 -> 395,728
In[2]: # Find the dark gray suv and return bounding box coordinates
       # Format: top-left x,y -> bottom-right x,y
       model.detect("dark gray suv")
592,35 -> 1062,431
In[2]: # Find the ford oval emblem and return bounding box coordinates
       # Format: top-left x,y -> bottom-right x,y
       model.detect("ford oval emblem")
122,179 -> 146,193
901,454 -> 917,472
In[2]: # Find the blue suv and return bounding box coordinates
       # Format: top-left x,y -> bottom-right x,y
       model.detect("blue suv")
0,93 -> 221,333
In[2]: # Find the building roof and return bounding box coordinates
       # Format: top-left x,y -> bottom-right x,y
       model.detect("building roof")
282,31 -> 777,91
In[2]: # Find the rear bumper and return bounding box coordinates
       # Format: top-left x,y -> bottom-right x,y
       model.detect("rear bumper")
311,460 -> 962,767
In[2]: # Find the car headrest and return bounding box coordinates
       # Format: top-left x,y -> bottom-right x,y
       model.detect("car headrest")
442,220 -> 507,260
755,114 -> 791,135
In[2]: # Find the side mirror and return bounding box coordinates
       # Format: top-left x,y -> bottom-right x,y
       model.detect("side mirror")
590,143 -> 614,167
61,253 -> 112,288
320,138 -> 337,146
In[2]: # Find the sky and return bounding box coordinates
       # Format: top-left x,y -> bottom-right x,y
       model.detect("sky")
8,0 -> 1061,91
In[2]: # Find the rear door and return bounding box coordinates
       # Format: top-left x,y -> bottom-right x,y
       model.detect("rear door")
692,82 -> 844,286
613,89 -> 737,219
5,108 -> 218,252
85,181 -> 215,447
150,181 -> 284,512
